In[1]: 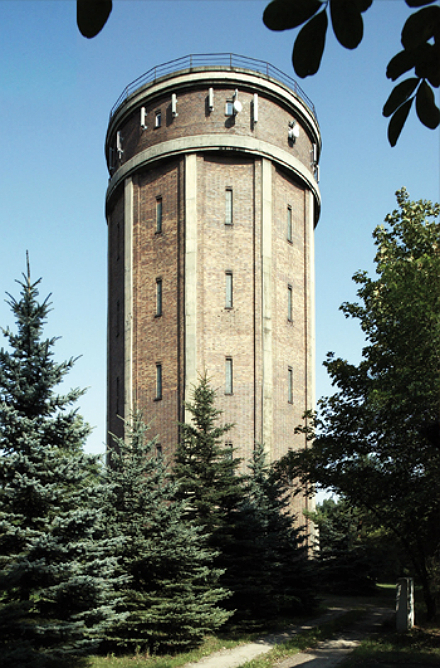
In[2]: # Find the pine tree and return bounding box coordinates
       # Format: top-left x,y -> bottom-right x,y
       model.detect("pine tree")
103,411 -> 230,655
0,265 -> 122,668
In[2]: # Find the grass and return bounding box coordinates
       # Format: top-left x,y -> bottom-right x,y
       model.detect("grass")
87,631 -> 256,668
338,623 -> 440,667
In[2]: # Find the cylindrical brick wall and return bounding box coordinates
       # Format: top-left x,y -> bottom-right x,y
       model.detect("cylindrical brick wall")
105,56 -> 321,503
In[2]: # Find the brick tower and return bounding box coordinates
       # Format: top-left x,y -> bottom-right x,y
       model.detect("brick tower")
105,54 -> 321,479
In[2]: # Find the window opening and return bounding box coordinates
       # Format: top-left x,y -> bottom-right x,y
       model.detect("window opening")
225,358 -> 233,395
225,271 -> 233,309
288,284 -> 293,322
156,278 -> 162,317
288,367 -> 293,404
156,363 -> 162,400
225,188 -> 233,226
287,206 -> 293,242
156,197 -> 163,233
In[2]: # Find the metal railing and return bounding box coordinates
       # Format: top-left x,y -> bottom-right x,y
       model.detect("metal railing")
109,53 -> 317,121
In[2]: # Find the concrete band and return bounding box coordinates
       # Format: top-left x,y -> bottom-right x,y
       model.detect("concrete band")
106,134 -> 321,221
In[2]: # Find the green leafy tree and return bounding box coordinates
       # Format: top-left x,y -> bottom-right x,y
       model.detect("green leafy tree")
287,189 -> 440,619
103,411 -> 230,654
310,498 -> 380,594
263,0 -> 440,145
0,264 -> 122,668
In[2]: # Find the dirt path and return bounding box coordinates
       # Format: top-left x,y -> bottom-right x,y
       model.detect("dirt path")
182,604 -> 394,668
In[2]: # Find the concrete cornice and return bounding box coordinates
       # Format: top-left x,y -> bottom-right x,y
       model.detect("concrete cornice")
106,134 -> 321,222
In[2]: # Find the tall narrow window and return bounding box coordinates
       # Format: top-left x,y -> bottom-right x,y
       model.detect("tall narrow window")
155,110 -> 162,128
225,271 -> 233,309
225,357 -> 233,395
224,442 -> 233,460
225,188 -> 233,225
288,367 -> 293,404
287,284 -> 293,322
156,278 -> 162,316
156,197 -> 162,233
155,363 -> 162,400
287,205 -> 293,242
156,443 -> 163,459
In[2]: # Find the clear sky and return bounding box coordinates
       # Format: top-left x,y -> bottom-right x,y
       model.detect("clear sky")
0,1 -> 438,456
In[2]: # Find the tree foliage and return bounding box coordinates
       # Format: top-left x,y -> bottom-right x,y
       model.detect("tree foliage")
102,411 -> 230,655
173,374 -> 242,544
263,0 -> 440,145
309,497 -> 390,594
287,189 -> 440,618
76,0 -> 439,144
0,264 -> 121,667
227,443 -> 315,622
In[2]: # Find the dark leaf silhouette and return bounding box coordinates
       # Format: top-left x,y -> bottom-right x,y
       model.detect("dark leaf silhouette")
383,77 -> 419,117
414,43 -> 440,86
293,10 -> 328,78
401,6 -> 440,50
386,49 -> 418,81
388,98 -> 413,146
416,79 -> 440,127
77,0 -> 112,38
405,0 -> 437,8
263,0 -> 322,31
330,0 -> 364,49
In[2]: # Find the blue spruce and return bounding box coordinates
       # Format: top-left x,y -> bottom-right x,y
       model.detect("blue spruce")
0,262 -> 123,667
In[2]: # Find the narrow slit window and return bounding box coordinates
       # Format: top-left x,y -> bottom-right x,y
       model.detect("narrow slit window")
288,367 -> 293,404
155,111 -> 162,128
225,271 -> 233,309
225,188 -> 233,226
287,206 -> 293,242
156,443 -> 163,459
225,358 -> 233,395
288,284 -> 293,322
156,197 -> 162,233
156,363 -> 162,400
156,278 -> 162,316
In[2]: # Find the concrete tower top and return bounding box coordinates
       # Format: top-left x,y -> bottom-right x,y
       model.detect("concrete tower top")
105,54 -> 321,222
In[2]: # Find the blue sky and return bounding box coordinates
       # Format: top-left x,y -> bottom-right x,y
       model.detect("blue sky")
0,1 -> 438,455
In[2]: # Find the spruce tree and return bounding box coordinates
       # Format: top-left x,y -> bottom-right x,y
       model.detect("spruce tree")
173,375 -> 245,602
103,411 -> 230,654
228,444 -> 315,622
0,265 -> 122,668
173,374 -> 242,542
